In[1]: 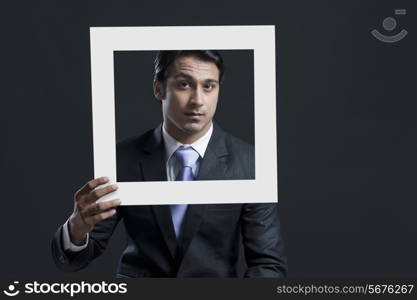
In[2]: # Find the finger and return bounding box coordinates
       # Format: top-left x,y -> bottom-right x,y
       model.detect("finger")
88,209 -> 117,224
85,184 -> 118,204
82,199 -> 121,216
75,177 -> 109,198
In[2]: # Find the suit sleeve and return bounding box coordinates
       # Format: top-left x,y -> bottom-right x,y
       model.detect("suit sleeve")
241,203 -> 288,277
61,219 -> 89,251
51,209 -> 122,272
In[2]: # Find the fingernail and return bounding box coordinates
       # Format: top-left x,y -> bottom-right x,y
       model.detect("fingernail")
112,184 -> 118,189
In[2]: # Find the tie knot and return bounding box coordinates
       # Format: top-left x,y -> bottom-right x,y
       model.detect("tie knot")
174,146 -> 199,167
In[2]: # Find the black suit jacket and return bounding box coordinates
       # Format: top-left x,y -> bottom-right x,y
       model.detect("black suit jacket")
51,123 -> 287,277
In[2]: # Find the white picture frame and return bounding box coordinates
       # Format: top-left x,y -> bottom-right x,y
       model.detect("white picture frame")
90,25 -> 277,205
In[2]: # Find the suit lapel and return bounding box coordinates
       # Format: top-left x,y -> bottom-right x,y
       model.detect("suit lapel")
140,124 -> 178,259
179,204 -> 208,258
195,146 -> 228,180
141,123 -> 231,261
152,205 -> 178,259
140,124 -> 167,182
179,123 -> 230,258
196,123 -> 229,181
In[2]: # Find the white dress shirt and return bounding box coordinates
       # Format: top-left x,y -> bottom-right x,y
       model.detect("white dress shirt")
62,123 -> 213,252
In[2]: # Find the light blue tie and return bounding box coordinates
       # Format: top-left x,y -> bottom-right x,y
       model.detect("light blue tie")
170,146 -> 199,240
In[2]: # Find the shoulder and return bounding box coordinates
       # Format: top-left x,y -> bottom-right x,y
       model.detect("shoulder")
116,124 -> 162,155
213,125 -> 255,178
223,131 -> 254,159
213,123 -> 253,158
116,129 -> 154,152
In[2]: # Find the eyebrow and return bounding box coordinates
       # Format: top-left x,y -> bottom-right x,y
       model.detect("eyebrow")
173,72 -> 219,84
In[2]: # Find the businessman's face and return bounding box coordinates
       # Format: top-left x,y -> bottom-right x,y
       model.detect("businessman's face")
153,55 -> 220,144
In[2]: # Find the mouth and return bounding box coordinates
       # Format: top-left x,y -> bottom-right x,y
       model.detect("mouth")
184,112 -> 204,117
184,112 -> 204,122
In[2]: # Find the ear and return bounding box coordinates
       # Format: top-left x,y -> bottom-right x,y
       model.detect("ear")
153,80 -> 165,102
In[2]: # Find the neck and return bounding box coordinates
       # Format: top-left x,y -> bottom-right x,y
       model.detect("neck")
164,122 -> 212,144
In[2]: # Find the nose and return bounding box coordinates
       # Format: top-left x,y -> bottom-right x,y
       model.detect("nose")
189,86 -> 204,107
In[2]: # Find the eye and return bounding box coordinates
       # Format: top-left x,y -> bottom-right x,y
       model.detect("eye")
204,83 -> 216,91
177,81 -> 190,89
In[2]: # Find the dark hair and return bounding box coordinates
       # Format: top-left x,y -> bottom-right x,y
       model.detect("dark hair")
153,50 -> 225,84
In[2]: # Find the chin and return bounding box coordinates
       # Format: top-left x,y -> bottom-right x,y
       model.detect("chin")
181,123 -> 207,135
182,125 -> 203,134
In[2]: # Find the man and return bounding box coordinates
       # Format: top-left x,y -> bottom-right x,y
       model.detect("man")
51,50 -> 287,277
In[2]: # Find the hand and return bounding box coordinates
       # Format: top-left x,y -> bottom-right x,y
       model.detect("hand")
68,177 -> 121,245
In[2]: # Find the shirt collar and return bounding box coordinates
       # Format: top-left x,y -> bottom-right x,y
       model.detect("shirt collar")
162,123 -> 213,162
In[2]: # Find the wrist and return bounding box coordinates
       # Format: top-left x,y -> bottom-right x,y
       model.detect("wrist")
68,216 -> 87,246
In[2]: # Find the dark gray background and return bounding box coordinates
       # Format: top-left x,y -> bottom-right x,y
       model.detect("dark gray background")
1,0 -> 416,278
114,50 -> 254,144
